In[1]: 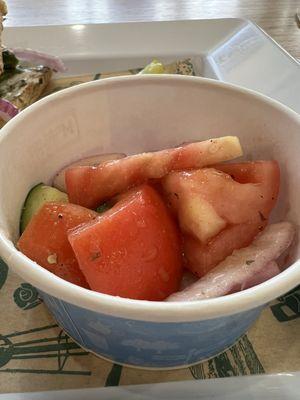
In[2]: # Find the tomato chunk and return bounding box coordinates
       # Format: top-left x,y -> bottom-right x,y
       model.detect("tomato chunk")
213,160 -> 280,186
162,161 -> 280,277
213,161 -> 280,212
66,136 -> 242,208
162,168 -> 272,242
183,222 -> 267,277
18,203 -> 98,287
68,185 -> 183,300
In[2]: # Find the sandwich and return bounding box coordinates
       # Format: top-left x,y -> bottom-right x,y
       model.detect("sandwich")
0,1 -> 66,125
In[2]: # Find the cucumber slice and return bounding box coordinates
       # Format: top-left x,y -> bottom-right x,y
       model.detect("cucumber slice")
20,183 -> 68,234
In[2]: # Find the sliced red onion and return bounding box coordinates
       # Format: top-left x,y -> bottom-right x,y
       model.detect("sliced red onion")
0,98 -> 19,122
180,270 -> 198,290
11,48 -> 67,73
53,153 -> 126,192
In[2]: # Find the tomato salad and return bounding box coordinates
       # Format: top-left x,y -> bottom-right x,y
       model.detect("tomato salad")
17,136 -> 295,301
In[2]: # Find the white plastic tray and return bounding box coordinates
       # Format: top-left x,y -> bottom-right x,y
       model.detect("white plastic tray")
3,18 -> 300,113
1,372 -> 300,399
1,18 -> 300,399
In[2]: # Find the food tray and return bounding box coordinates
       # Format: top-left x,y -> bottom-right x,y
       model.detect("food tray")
3,18 -> 300,112
0,18 -> 299,398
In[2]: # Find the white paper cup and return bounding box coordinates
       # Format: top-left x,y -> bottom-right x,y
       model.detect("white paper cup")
0,75 -> 299,369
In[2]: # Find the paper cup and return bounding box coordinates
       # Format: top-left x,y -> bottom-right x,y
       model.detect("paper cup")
0,75 -> 299,368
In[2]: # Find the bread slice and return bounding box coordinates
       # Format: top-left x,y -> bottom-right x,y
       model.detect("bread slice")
0,65 -> 52,109
0,2 -> 52,110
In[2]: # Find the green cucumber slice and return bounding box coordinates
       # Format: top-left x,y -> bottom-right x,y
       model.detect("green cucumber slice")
20,183 -> 68,234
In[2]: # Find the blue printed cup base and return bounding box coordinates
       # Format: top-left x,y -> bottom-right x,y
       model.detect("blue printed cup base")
41,291 -> 264,369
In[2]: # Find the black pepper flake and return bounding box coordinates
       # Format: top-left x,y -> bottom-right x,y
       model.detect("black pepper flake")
39,77 -> 43,84
260,195 -> 264,199
259,226 -> 264,231
91,251 -> 101,261
58,213 -> 63,219
174,192 -> 179,199
259,211 -> 267,221
272,197 -> 275,200
246,259 -> 255,265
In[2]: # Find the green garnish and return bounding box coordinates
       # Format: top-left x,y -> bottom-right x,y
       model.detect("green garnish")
3,49 -> 19,70
0,50 -> 25,88
139,60 -> 165,74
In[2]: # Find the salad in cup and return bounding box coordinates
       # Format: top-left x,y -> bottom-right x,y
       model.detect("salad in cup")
17,136 -> 296,301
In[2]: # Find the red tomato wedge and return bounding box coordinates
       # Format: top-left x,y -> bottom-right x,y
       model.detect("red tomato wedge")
68,185 -> 183,300
213,161 -> 280,186
183,222 -> 267,277
162,161 -> 280,277
162,168 -> 274,242
66,136 -> 242,208
18,203 -> 98,287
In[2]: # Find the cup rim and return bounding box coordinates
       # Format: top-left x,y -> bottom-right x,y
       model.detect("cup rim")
1,74 -> 300,323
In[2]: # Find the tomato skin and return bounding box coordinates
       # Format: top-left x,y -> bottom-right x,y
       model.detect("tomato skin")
68,184 -> 183,300
18,203 -> 98,287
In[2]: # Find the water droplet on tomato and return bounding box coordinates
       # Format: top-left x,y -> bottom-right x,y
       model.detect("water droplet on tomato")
141,245 -> 158,261
119,248 -> 127,258
128,220 -> 139,238
137,218 -> 146,228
